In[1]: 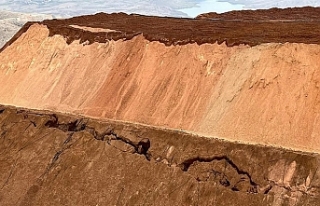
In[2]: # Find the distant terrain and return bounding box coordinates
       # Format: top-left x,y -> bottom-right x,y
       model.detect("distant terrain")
0,10 -> 52,48
220,0 -> 320,9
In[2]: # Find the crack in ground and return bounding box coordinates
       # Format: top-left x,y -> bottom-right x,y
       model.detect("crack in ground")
44,116 -> 151,161
88,128 -> 151,161
0,107 -> 319,204
178,155 -> 259,193
44,115 -> 261,194
42,115 -> 318,197
104,130 -> 151,161
51,133 -> 74,164
39,133 -> 74,180
44,114 -> 86,132
42,116 -> 265,194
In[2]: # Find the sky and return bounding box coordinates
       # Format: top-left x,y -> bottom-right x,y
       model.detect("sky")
0,0 -> 319,18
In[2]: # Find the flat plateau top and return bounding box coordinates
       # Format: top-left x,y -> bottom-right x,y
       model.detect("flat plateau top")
2,7 -> 320,52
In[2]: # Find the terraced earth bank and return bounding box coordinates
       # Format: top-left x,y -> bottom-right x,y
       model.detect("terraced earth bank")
1,7 -> 320,205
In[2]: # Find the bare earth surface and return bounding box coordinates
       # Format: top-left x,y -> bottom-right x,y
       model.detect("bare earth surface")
0,105 -> 320,205
1,7 -> 320,205
1,11 -> 320,152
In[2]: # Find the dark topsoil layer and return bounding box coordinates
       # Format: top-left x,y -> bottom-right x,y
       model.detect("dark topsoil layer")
0,105 -> 320,205
1,7 -> 320,53
196,6 -> 320,20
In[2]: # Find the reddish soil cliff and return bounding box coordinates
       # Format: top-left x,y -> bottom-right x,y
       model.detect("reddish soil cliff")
1,7 -> 320,205
1,8 -> 320,152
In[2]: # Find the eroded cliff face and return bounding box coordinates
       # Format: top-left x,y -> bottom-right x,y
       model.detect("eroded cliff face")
1,8 -> 320,206
1,21 -> 320,153
0,105 -> 320,205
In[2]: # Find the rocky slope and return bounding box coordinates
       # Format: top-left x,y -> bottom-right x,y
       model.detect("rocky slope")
1,7 -> 320,205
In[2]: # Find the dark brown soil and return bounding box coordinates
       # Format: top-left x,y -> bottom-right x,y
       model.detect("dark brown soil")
2,7 -> 320,53
196,6 -> 320,20
0,105 -> 320,205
